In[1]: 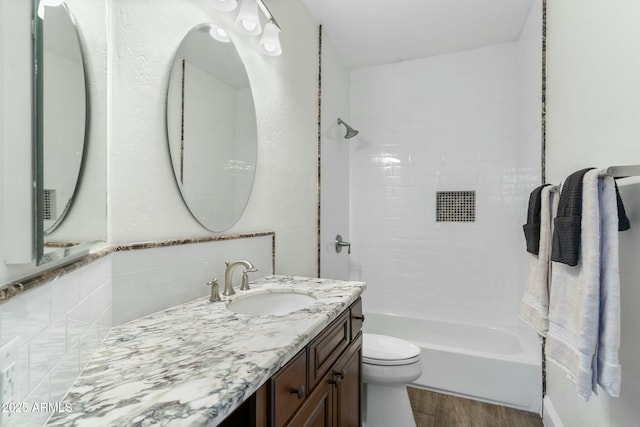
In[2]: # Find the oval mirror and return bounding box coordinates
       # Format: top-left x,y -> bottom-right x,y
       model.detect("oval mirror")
40,1 -> 87,234
167,24 -> 258,232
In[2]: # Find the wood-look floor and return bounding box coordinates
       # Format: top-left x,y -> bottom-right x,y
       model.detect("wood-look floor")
407,387 -> 543,427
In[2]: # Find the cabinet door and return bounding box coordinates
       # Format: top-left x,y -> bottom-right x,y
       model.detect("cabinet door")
287,380 -> 334,427
271,349 -> 308,427
308,311 -> 350,391
333,333 -> 362,427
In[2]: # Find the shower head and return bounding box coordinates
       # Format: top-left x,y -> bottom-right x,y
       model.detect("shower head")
337,118 -> 359,139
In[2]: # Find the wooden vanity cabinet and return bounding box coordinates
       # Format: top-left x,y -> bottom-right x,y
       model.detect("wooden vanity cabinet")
220,298 -> 363,427
275,298 -> 363,427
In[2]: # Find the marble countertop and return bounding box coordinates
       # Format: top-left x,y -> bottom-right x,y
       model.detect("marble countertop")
46,275 -> 366,427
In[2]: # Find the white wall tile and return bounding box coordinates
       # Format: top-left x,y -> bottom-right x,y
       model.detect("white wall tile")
0,259 -> 112,427
111,235 -> 273,325
349,40 -> 540,328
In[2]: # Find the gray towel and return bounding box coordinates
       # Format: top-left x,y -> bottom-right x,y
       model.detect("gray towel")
523,184 -> 551,255
551,168 -> 594,266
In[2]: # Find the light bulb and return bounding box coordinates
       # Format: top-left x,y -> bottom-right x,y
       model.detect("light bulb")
234,0 -> 262,36
258,21 -> 282,56
242,20 -> 257,31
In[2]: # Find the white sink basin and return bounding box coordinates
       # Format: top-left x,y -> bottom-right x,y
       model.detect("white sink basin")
226,290 -> 317,316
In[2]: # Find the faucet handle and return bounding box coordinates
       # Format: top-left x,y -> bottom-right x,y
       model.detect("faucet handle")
240,268 -> 259,291
207,278 -> 221,302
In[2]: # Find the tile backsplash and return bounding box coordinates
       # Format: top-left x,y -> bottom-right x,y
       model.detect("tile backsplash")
111,234 -> 274,325
0,257 -> 112,426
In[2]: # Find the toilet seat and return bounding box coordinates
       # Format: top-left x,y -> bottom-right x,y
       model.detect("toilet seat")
363,333 -> 421,366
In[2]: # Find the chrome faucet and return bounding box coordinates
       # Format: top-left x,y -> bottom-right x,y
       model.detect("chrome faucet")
224,260 -> 258,296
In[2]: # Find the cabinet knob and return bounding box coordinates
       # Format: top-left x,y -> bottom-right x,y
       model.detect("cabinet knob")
290,385 -> 305,399
352,314 -> 365,322
329,370 -> 344,386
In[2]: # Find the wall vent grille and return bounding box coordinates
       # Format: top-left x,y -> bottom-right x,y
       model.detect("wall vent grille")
436,191 -> 475,222
43,189 -> 56,221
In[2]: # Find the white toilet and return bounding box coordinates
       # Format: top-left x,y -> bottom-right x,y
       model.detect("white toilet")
362,333 -> 423,427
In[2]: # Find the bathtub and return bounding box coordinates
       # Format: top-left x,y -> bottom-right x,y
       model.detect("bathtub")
363,312 -> 542,413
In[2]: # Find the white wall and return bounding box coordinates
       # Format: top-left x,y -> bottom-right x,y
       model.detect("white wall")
112,235 -> 273,325
545,1 -> 640,425
518,0 -> 543,192
108,0 -> 319,277
348,41 -> 537,327
1,0 -> 36,277
320,29 -> 351,280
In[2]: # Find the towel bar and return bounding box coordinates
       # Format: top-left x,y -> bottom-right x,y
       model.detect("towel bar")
548,165 -> 640,191
606,165 -> 640,178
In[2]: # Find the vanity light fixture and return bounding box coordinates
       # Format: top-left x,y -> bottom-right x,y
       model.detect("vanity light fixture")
234,0 -> 262,36
256,0 -> 282,56
258,19 -> 282,56
209,24 -> 231,43
209,0 -> 238,11
210,0 -> 283,56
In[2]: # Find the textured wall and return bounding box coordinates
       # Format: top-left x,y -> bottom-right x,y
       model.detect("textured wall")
320,29 -> 351,280
108,0 -> 319,277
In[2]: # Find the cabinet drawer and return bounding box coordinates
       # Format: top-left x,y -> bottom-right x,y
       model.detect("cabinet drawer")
308,311 -> 350,391
271,348 -> 308,427
350,299 -> 364,338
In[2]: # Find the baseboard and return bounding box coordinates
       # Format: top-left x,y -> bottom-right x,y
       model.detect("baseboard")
542,396 -> 564,427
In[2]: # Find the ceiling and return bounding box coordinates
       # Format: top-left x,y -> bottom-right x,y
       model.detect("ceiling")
301,0 -> 534,69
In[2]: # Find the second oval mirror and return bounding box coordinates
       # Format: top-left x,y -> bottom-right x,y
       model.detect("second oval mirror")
167,23 -> 257,232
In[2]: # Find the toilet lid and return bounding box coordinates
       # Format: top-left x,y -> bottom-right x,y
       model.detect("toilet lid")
362,333 -> 421,366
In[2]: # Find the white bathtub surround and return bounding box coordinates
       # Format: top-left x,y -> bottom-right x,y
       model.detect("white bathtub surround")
520,186 -> 557,336
349,37 -> 542,329
547,170 -> 622,400
46,276 -> 366,426
363,312 -> 541,412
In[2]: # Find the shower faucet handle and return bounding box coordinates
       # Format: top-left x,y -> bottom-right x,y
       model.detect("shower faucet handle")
335,235 -> 351,254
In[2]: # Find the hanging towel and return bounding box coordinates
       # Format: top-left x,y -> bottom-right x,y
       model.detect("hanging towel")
523,184 -> 551,255
596,174 -> 622,397
520,185 -> 557,336
551,167 -> 595,266
546,169 -> 601,400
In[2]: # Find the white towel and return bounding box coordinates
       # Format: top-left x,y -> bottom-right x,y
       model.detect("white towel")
520,186 -> 557,336
546,169 -> 601,400
596,175 -> 622,397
